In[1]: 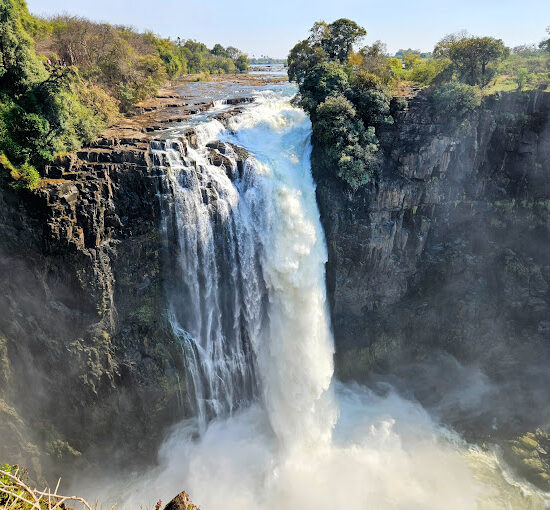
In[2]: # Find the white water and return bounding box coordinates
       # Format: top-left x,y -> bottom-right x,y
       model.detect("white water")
114,87 -> 548,510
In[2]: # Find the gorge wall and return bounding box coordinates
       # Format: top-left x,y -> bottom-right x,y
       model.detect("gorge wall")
314,90 -> 550,443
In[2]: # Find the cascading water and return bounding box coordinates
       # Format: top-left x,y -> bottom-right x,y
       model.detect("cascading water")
151,118 -> 266,426
112,85 -> 548,510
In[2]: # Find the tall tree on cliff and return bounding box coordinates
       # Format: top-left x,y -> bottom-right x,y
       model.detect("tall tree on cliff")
288,18 -> 366,84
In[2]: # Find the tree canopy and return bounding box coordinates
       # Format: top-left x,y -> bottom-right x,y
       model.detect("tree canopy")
288,19 -> 392,190
434,34 -> 509,87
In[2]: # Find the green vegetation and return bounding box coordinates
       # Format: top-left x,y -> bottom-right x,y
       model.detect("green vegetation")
288,19 -> 393,189
0,0 -> 249,190
288,20 -> 550,190
432,82 -> 482,119
433,35 -> 509,87
0,0 -> 113,190
33,17 -> 249,110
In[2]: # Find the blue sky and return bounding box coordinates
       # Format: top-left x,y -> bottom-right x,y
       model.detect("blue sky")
26,0 -> 550,58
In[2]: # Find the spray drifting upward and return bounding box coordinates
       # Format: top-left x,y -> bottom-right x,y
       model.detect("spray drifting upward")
117,87 -> 549,510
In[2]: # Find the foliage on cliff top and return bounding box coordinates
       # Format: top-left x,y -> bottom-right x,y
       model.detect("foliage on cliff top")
0,0 -> 123,189
288,19 -> 393,189
288,19 -> 550,189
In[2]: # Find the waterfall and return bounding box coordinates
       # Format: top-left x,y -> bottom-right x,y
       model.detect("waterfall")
151,121 -> 266,427
112,86 -> 548,510
151,89 -> 335,444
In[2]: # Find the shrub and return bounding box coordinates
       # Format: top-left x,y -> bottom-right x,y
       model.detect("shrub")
300,61 -> 349,113
432,82 -> 482,119
0,154 -> 40,189
314,95 -> 380,189
347,71 -> 393,127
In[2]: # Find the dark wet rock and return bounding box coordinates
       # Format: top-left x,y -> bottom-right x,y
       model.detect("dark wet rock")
225,97 -> 254,105
206,141 -> 249,180
0,128 -> 187,479
184,129 -> 198,149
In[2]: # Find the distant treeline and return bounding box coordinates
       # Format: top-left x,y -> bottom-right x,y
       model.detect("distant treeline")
0,0 -> 249,190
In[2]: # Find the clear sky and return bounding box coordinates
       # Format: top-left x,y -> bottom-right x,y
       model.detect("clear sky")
26,0 -> 550,58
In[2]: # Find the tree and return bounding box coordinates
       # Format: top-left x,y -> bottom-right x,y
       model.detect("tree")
314,94 -> 379,189
434,34 -> 509,87
347,71 -> 393,127
515,68 -> 530,91
287,39 -> 326,84
321,18 -> 366,64
299,61 -> 349,113
211,43 -> 230,58
226,46 -> 242,59
235,54 -> 248,73
0,0 -> 44,92
403,51 -> 421,69
357,41 -> 394,84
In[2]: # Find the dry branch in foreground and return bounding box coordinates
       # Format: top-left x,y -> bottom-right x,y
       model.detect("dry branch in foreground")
0,467 -> 92,510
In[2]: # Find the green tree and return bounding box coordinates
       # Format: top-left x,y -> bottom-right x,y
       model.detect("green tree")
287,39 -> 326,84
299,61 -> 349,113
0,0 -> 45,92
226,46 -> 242,59
211,43 -> 230,57
515,68 -> 530,90
357,41 -> 394,84
434,34 -> 509,87
321,18 -> 366,64
235,54 -> 248,73
314,94 -> 379,189
347,71 -> 393,127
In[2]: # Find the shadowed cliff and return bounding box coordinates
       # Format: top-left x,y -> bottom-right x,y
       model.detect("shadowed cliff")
314,89 -> 550,484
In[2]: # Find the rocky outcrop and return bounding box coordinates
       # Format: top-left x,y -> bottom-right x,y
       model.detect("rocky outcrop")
163,491 -> 200,510
314,91 -> 550,444
0,135 -> 183,479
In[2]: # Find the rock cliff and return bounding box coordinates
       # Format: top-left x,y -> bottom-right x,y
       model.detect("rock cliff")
314,90 -> 550,445
2,82 -> 549,489
0,90 -> 219,479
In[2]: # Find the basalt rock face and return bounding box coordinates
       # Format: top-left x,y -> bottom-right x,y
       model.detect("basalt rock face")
314,91 -> 550,441
0,133 -> 185,479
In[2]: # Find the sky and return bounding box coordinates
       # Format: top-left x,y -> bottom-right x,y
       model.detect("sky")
26,0 -> 550,58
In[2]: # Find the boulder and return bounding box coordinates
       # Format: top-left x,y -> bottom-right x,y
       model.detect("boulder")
163,491 -> 199,510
